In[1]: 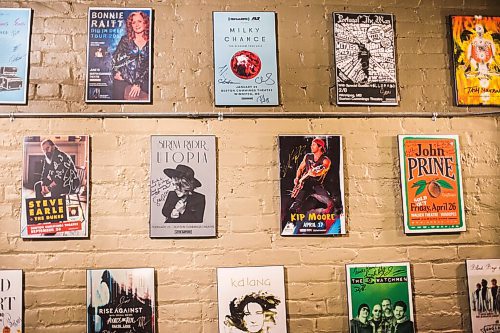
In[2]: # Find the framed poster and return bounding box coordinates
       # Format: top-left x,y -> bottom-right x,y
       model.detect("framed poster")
333,12 -> 398,105
0,8 -> 31,104
398,135 -> 465,234
21,136 -> 89,238
86,8 -> 152,103
450,15 -> 500,106
346,262 -> 414,333
0,270 -> 22,332
217,265 -> 287,333
150,135 -> 216,238
213,11 -> 279,106
466,259 -> 500,333
87,268 -> 155,333
279,135 -> 345,236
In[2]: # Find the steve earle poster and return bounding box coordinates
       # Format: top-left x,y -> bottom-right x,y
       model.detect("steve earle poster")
0,8 -> 31,104
466,259 -> 500,333
213,12 -> 279,106
398,135 -> 465,234
86,8 -> 152,103
333,12 -> 398,105
21,136 -> 89,238
87,268 -> 155,333
150,135 -> 216,238
279,135 -> 346,236
217,266 -> 287,333
0,270 -> 22,333
347,262 -> 414,333
451,15 -> 500,106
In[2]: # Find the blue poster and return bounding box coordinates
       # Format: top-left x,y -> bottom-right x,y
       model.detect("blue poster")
0,8 -> 31,104
86,8 -> 152,103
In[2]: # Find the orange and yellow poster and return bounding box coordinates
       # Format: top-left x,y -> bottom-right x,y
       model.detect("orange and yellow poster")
398,135 -> 465,234
451,15 -> 500,106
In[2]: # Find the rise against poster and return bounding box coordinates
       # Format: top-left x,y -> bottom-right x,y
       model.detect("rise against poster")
0,270 -> 22,333
21,136 -> 89,238
398,135 -> 465,234
86,8 -> 152,103
0,8 -> 31,104
217,266 -> 287,333
87,268 -> 155,333
333,12 -> 398,105
213,12 -> 279,106
466,259 -> 500,333
346,262 -> 414,333
150,135 -> 216,238
451,15 -> 500,106
279,135 -> 346,236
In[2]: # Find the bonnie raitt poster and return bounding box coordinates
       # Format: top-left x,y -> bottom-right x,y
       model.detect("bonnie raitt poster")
86,8 -> 152,103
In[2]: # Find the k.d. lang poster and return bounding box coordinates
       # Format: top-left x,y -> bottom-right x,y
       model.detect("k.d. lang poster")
213,12 -> 279,106
150,135 -> 216,238
0,270 -> 22,333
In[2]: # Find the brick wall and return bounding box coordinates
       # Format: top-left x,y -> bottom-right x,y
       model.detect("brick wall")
0,0 -> 499,332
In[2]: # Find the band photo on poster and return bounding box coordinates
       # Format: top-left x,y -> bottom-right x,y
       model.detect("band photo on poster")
0,270 -> 22,333
87,268 -> 155,333
213,11 -> 279,106
0,8 -> 31,104
346,262 -> 415,333
21,136 -> 89,238
398,135 -> 465,234
279,135 -> 345,236
86,7 -> 152,103
450,15 -> 500,106
217,265 -> 287,333
466,259 -> 500,333
150,135 -> 216,238
333,12 -> 398,105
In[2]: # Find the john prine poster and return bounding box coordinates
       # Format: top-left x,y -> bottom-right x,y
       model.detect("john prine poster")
217,266 -> 287,333
213,12 -> 279,106
346,262 -> 414,333
333,12 -> 398,105
466,259 -> 500,333
398,135 -> 465,234
21,136 -> 89,238
86,7 -> 152,103
0,270 -> 22,333
0,8 -> 31,104
150,135 -> 216,238
451,15 -> 500,106
87,268 -> 155,333
279,135 -> 346,236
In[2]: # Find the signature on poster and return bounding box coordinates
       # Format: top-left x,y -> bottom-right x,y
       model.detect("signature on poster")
217,65 -> 238,84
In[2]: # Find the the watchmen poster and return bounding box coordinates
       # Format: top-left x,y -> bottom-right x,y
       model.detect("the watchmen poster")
213,11 -> 279,106
279,135 -> 346,236
346,262 -> 415,333
0,270 -> 22,332
398,135 -> 465,234
150,135 -> 216,238
21,136 -> 89,238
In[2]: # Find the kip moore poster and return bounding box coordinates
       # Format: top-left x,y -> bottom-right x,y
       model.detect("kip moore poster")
346,262 -> 414,333
217,266 -> 287,333
0,8 -> 31,104
86,8 -> 152,103
213,12 -> 279,106
398,135 -> 465,234
279,135 -> 346,236
466,259 -> 500,333
87,268 -> 155,333
0,270 -> 22,333
150,135 -> 216,238
21,136 -> 89,238
333,12 -> 398,105
451,15 -> 500,106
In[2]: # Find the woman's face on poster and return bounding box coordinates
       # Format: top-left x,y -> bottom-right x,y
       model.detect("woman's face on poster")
243,302 -> 265,332
131,13 -> 146,34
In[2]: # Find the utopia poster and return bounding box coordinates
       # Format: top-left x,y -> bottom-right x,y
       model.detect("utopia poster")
279,135 -> 346,236
398,135 -> 465,234
0,270 -> 22,333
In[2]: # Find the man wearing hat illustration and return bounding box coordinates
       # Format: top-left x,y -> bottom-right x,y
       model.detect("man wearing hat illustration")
162,164 -> 206,223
